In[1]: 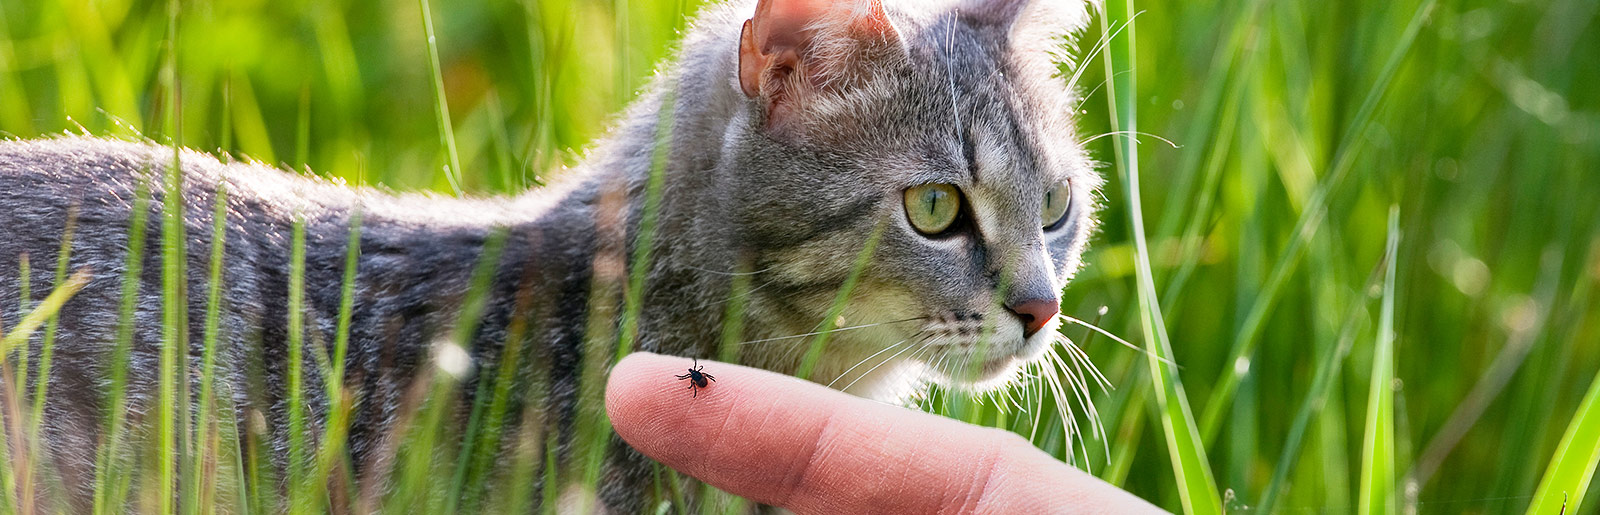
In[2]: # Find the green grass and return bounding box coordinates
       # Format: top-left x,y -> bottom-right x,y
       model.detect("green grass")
1099,1 -> 1221,513
2,0 -> 1598,512
1358,208 -> 1402,515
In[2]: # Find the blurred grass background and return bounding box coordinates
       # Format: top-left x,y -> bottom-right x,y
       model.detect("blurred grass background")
1,0 -> 1598,512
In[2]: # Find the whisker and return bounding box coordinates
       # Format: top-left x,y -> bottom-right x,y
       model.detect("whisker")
1057,314 -> 1180,368
1044,348 -> 1097,468
827,338 -> 910,389
1038,350 -> 1081,452
1057,345 -> 1109,447
1027,361 -> 1048,443
1080,130 -> 1181,148
838,338 -> 922,393
1070,70 -> 1129,115
737,317 -> 927,346
680,264 -> 776,277
1062,12 -> 1143,93
1056,332 -> 1113,389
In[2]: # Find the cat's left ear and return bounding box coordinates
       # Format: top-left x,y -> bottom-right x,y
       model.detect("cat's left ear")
965,0 -> 1089,62
738,0 -> 903,130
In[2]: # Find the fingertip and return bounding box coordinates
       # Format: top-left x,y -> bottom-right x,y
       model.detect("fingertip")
605,352 -> 674,437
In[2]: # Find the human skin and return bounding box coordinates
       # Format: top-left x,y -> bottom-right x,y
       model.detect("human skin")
606,352 -> 1169,514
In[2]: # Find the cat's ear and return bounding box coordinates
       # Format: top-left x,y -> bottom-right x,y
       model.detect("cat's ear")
738,0 -> 902,127
964,0 -> 1089,79
965,0 -> 1089,36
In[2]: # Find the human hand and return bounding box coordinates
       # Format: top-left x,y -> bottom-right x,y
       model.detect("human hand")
606,352 -> 1168,514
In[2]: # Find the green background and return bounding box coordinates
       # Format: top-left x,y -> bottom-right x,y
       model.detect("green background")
1,0 -> 1598,512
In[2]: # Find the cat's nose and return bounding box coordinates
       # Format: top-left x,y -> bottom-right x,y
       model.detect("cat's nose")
1006,298 -> 1060,338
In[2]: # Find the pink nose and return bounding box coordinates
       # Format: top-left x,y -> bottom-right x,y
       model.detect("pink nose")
1007,298 -> 1060,338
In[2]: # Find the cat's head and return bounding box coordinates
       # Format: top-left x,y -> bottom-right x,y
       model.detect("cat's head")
721,0 -> 1099,395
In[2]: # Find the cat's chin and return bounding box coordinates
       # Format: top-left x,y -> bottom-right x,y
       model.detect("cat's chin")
922,354 -> 1028,392
919,328 -> 1057,392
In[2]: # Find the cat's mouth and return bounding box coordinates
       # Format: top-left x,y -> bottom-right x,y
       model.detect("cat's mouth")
912,310 -> 1059,388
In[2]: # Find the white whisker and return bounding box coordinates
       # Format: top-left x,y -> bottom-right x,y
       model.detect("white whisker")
827,338 -> 910,389
838,338 -> 922,393
1062,12 -> 1143,93
1080,130 -> 1181,148
1058,314 -> 1179,368
738,317 -> 926,346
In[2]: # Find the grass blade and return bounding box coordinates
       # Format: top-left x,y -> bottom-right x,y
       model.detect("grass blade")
418,0 -> 464,195
93,172 -> 153,514
1358,207 -> 1402,515
1526,367 -> 1600,514
796,222 -> 885,381
190,185 -> 230,514
1099,0 -> 1221,512
0,271 -> 92,359
286,218 -> 309,512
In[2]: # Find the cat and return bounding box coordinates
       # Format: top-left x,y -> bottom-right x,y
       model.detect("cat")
0,0 -> 1099,511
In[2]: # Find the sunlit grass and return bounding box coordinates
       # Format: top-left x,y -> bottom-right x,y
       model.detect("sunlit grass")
0,0 -> 1596,512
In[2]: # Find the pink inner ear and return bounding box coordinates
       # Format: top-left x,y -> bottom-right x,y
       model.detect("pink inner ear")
755,0 -> 894,50
738,0 -> 896,100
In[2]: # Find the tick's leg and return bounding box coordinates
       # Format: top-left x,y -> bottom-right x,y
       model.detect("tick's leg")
676,373 -> 692,379
703,374 -> 715,382
692,386 -> 698,398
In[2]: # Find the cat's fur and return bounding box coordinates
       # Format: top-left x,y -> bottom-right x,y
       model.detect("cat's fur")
0,0 -> 1098,511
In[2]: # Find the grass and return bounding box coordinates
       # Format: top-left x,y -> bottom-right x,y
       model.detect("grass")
1099,0 -> 1221,512
1358,208 -> 1401,515
1,0 -> 1598,513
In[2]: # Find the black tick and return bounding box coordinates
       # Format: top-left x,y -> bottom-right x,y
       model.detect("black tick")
676,358 -> 716,398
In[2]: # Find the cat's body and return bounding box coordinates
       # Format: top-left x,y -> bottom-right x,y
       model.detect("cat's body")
0,0 -> 1098,511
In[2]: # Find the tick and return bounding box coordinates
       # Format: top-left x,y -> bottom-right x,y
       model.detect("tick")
676,358 -> 716,398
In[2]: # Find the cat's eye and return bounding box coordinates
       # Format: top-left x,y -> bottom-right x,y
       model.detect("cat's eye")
1042,181 -> 1072,230
904,184 -> 961,235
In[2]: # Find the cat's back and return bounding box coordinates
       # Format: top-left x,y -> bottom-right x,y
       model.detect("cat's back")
0,137 -> 171,213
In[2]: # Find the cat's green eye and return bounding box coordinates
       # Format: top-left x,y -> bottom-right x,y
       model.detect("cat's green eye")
1042,181 -> 1072,229
904,184 -> 961,235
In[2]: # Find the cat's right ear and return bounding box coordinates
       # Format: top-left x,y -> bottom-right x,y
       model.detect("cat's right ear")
738,0 -> 902,131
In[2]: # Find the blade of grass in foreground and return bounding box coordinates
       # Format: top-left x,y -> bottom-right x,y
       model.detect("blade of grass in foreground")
157,0 -> 189,509
0,268 -> 89,514
23,206 -> 79,509
159,105 -> 188,515
419,0 -> 463,195
1358,207 -> 1401,515
445,228 -> 516,514
94,173 -> 152,515
578,86 -> 678,508
286,218 -> 310,512
616,87 -> 675,361
1099,0 -> 1220,513
1526,365 -> 1600,514
796,222 -> 884,382
388,227 -> 506,512
314,210 -> 363,509
0,271 -> 91,359
190,185 -> 229,514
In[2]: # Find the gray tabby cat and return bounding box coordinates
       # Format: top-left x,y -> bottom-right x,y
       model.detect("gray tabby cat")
0,0 -> 1098,511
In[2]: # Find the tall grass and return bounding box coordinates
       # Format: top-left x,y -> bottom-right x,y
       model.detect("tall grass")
0,0 -> 1597,512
